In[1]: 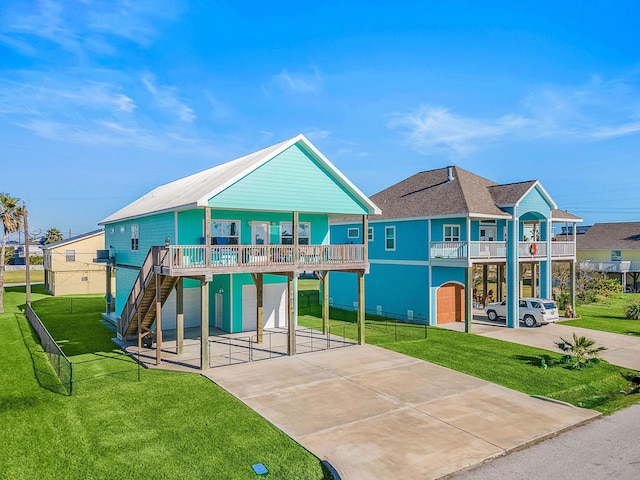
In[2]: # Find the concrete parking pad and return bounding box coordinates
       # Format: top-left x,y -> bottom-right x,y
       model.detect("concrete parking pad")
205,344 -> 599,479
442,318 -> 640,371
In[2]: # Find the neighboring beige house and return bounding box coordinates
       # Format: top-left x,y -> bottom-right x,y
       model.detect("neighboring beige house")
43,229 -> 110,296
577,222 -> 640,292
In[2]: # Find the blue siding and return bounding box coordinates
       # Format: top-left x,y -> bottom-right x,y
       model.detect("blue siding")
430,218 -> 466,242
431,266 -> 465,288
329,264 -> 429,321
209,144 -> 370,214
331,220 -> 429,262
105,212 -> 175,267
518,185 -> 552,218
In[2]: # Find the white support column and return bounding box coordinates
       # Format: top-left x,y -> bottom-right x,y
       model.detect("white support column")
201,280 -> 209,370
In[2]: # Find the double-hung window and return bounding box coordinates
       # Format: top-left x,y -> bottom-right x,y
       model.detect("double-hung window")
65,249 -> 76,262
385,226 -> 396,251
131,224 -> 139,251
444,225 -> 460,242
611,250 -> 622,261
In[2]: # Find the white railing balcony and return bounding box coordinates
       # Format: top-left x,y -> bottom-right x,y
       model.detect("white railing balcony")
164,244 -> 366,272
430,242 -> 468,259
469,241 -> 507,259
431,240 -> 575,262
579,260 -> 636,273
551,241 -> 576,257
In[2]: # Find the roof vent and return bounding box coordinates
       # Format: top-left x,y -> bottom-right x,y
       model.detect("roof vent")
447,166 -> 455,182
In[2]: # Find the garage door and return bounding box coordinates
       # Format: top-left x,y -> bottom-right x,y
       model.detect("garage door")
242,283 -> 288,332
437,283 -> 465,324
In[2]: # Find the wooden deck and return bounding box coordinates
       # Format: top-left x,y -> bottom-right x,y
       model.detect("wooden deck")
156,244 -> 369,277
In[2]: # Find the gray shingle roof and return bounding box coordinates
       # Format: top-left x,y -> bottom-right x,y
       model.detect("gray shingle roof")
577,222 -> 640,250
368,166 -> 511,220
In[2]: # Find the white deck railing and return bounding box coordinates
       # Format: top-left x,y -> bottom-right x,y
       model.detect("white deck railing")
165,244 -> 365,270
579,260 -> 640,273
430,241 -> 575,260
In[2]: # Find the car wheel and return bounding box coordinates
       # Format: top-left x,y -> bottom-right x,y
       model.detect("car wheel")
487,310 -> 498,321
523,315 -> 537,328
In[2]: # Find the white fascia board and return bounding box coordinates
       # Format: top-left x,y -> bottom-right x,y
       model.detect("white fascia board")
551,214 -> 584,223
295,135 -> 382,215
99,203 -> 198,225
194,138 -> 298,207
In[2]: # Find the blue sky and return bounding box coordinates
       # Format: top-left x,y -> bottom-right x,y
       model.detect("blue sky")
2,0 -> 640,238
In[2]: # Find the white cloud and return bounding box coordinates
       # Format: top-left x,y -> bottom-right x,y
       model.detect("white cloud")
390,106 -> 529,156
1,0 -> 182,57
392,75 -> 640,156
303,127 -> 330,140
269,68 -> 322,94
141,75 -> 195,123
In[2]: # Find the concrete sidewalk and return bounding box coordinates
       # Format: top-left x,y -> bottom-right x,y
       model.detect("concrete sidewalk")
205,345 -> 599,480
441,315 -> 640,371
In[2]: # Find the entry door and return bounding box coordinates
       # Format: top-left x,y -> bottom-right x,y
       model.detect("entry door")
215,293 -> 223,329
437,283 -> 465,324
479,227 -> 496,242
252,222 -> 269,245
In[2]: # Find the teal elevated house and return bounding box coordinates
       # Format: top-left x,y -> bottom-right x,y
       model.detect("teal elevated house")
99,135 -> 380,369
329,166 -> 581,329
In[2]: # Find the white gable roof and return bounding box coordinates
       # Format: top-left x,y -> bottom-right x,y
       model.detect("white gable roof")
100,134 -> 380,224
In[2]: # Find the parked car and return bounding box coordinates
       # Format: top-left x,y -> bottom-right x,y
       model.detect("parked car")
484,297 -> 559,327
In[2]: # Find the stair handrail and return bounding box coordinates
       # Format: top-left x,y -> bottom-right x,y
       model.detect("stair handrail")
118,246 -> 161,337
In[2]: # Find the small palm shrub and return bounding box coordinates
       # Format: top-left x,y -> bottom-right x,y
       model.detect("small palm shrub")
555,333 -> 607,369
624,302 -> 640,320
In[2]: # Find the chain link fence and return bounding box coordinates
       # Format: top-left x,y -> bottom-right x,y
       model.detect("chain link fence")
25,304 -> 73,395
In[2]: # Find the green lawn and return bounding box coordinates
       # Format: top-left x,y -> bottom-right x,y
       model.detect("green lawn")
2,269 -> 44,284
1,286 -> 328,480
299,311 -> 640,416
560,293 -> 640,337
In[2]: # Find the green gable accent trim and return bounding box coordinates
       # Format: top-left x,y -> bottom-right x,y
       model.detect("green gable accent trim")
208,144 -> 370,215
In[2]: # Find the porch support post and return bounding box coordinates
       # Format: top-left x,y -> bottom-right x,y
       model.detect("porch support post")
292,211 -> 299,268
176,278 -> 184,355
105,263 -> 112,313
357,270 -> 365,345
155,274 -> 162,365
287,274 -> 296,356
321,271 -> 329,335
465,266 -> 473,333
532,262 -> 538,298
362,215 -> 368,262
204,207 -> 211,267
569,260 -> 576,315
252,273 -> 264,344
506,211 -> 520,328
482,264 -> 488,303
497,264 -> 504,302
200,279 -> 209,370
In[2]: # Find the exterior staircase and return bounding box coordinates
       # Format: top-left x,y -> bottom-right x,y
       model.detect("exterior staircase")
118,246 -> 178,340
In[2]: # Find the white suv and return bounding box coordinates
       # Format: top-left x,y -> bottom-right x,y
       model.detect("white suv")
484,297 -> 559,327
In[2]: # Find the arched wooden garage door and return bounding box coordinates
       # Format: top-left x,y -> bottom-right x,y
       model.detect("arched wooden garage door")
437,283 -> 465,324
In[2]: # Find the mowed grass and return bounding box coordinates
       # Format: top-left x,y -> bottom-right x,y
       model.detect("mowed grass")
560,293 -> 640,337
2,269 -> 44,284
1,286 -> 328,480
300,303 -> 640,416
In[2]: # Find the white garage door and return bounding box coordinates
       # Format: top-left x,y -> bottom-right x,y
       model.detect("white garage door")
242,283 -> 288,332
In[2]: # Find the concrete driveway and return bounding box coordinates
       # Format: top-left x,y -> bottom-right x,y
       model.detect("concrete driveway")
205,345 -> 598,479
442,315 -> 640,371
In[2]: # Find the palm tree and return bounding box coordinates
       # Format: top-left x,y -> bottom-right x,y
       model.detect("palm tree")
44,227 -> 64,244
0,193 -> 25,314
555,332 -> 607,368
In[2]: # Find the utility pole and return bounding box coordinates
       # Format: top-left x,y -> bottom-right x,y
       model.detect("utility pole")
23,200 -> 31,307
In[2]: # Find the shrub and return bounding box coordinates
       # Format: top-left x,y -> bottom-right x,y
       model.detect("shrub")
555,333 -> 607,369
624,302 -> 640,320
